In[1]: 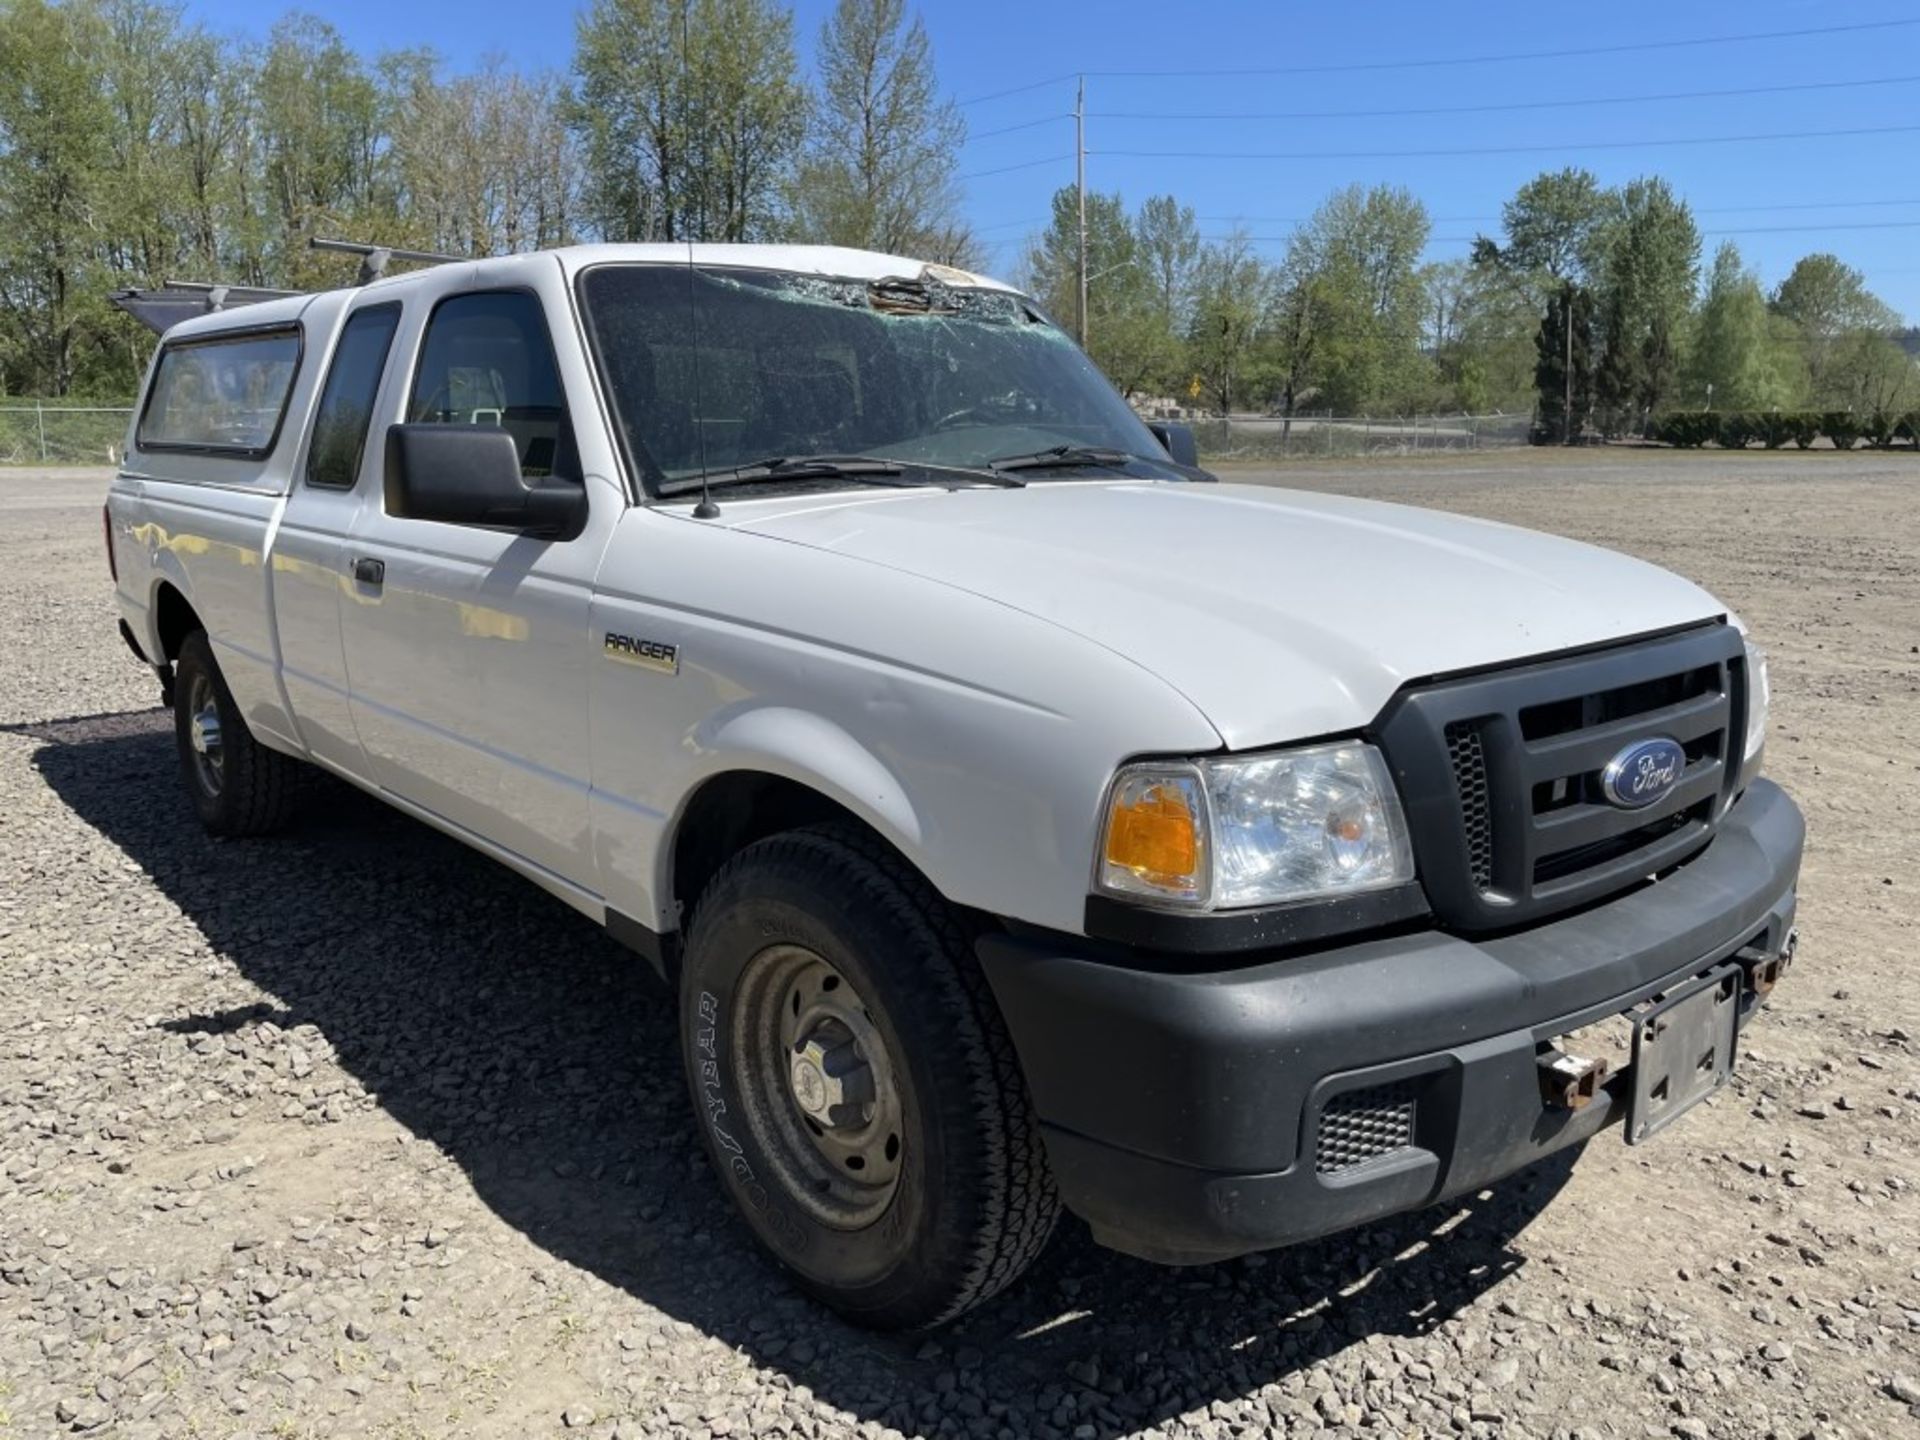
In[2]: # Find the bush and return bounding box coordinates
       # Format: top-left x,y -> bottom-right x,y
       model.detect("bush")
1864,411 -> 1901,449
1787,412 -> 1820,448
1899,411 -> 1920,447
1824,411 -> 1862,449
1655,411 -> 1717,447
1717,412 -> 1759,449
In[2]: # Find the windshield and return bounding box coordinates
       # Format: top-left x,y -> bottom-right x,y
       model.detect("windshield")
576,264 -> 1167,493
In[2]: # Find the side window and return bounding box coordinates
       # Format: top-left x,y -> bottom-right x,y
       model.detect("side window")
306,304 -> 401,489
138,327 -> 301,456
407,291 -> 578,480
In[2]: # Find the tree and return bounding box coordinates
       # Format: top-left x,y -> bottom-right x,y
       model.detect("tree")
1288,184 -> 1431,412
1474,167 -> 1609,303
1685,243 -> 1797,411
1185,232 -> 1274,415
1424,258 -> 1535,413
390,57 -> 581,257
1771,253 -> 1901,407
791,0 -> 968,262
572,0 -> 805,243
1535,283 -> 1595,443
0,0 -> 115,395
1024,186 -> 1166,395
1135,195 -> 1200,332
1591,177 -> 1699,430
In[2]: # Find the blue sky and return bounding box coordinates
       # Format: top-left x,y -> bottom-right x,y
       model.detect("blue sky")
184,0 -> 1920,321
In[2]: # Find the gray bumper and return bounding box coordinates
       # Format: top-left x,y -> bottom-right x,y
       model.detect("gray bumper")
978,778 -> 1804,1265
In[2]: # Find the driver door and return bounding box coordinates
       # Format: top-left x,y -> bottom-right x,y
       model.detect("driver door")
337,266 -> 617,894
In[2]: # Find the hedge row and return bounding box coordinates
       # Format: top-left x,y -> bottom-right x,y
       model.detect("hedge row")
1655,410 -> 1920,450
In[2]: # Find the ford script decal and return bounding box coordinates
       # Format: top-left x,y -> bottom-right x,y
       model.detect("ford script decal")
1600,736 -> 1687,810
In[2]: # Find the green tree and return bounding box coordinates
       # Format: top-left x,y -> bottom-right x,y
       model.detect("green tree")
1474,167 -> 1609,304
1185,232 -> 1275,415
1024,186 -> 1166,395
1771,253 -> 1901,407
257,14 -> 393,287
1592,177 -> 1699,430
1685,243 -> 1797,411
1424,258 -> 1535,413
1274,184 -> 1430,413
791,0 -> 968,262
572,0 -> 805,243
0,0 -> 114,394
1535,284 -> 1595,443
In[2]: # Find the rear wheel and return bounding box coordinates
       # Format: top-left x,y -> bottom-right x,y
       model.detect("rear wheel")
172,630 -> 298,836
679,824 -> 1059,1329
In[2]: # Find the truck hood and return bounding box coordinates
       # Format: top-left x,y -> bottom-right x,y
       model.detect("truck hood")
724,480 -> 1725,749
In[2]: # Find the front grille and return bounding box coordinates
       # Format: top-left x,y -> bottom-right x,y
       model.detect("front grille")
1380,624 -> 1747,932
1316,1083 -> 1418,1174
1446,720 -> 1494,890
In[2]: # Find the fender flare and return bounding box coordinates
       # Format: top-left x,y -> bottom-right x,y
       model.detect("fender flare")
659,704 -> 926,907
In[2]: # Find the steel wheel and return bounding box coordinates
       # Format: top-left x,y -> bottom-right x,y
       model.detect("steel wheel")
185,668 -> 224,798
729,943 -> 905,1230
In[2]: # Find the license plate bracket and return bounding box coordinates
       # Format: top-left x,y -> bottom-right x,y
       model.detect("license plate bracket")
1627,965 -> 1742,1145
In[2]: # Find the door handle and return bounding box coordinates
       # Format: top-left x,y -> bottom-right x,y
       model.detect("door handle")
352,557 -> 385,587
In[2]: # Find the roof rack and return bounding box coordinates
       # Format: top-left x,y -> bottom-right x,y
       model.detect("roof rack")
110,240 -> 473,335
310,237 -> 468,287
109,280 -> 302,336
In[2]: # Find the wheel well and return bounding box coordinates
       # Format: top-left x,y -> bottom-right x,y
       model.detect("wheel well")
671,772 -> 870,923
153,583 -> 200,661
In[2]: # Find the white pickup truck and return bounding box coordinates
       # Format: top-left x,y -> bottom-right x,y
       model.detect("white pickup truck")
106,243 -> 1803,1330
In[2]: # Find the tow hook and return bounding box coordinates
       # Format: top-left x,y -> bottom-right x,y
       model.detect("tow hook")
1538,1048 -> 1609,1110
1737,927 -> 1798,998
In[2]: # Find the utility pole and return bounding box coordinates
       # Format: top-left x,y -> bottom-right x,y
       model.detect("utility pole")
1075,75 -> 1088,348
1563,284 -> 1574,446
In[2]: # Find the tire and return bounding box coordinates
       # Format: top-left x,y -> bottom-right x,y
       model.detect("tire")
172,629 -> 298,837
679,823 -> 1059,1329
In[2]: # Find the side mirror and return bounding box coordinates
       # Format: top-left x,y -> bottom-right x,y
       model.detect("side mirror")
1147,420 -> 1200,468
384,424 -> 586,537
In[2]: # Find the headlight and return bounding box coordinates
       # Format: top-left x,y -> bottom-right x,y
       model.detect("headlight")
1743,636 -> 1769,763
1098,742 -> 1415,910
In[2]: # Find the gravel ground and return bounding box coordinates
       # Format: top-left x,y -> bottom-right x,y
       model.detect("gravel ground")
2,452 -> 1917,1440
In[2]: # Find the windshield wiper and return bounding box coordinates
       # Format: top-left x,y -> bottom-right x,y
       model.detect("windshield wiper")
987,444 -> 1139,474
656,455 -> 912,497
658,453 -> 1027,497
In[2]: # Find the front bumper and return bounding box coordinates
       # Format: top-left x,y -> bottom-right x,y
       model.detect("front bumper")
978,778 -> 1804,1265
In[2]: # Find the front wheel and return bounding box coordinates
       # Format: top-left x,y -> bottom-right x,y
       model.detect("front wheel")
679,824 -> 1059,1329
172,630 -> 298,837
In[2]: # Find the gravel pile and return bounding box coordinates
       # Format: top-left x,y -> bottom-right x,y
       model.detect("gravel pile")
3,460 -> 1917,1439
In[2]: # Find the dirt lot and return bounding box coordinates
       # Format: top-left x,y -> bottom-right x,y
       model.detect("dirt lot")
2,451 -> 1916,1440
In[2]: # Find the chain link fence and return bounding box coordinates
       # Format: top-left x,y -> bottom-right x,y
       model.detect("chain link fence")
0,403 -> 1541,468
0,404 -> 136,466
1187,411 -> 1535,461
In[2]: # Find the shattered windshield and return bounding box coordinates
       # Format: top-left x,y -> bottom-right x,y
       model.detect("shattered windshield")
575,264 -> 1167,494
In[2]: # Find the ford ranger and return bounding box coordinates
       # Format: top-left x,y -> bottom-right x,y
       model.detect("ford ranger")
104,244 -> 1804,1330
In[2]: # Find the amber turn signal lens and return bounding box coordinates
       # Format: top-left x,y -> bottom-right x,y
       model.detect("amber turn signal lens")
1101,771 -> 1206,899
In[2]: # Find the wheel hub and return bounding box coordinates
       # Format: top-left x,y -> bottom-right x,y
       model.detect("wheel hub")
730,945 -> 905,1229
190,707 -> 221,757
788,1023 -> 875,1128
185,672 -> 224,795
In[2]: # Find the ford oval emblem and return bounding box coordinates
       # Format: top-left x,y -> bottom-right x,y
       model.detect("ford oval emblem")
1600,737 -> 1687,810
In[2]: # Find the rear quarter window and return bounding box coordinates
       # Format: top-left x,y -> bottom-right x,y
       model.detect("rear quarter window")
138,327 -> 303,457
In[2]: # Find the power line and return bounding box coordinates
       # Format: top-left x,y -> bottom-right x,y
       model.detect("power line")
1095,121 -> 1920,163
1087,73 -> 1920,124
956,153 -> 1075,180
953,17 -> 1920,105
968,114 -> 1070,142
1198,198 -> 1920,226
1203,218 -> 1920,245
